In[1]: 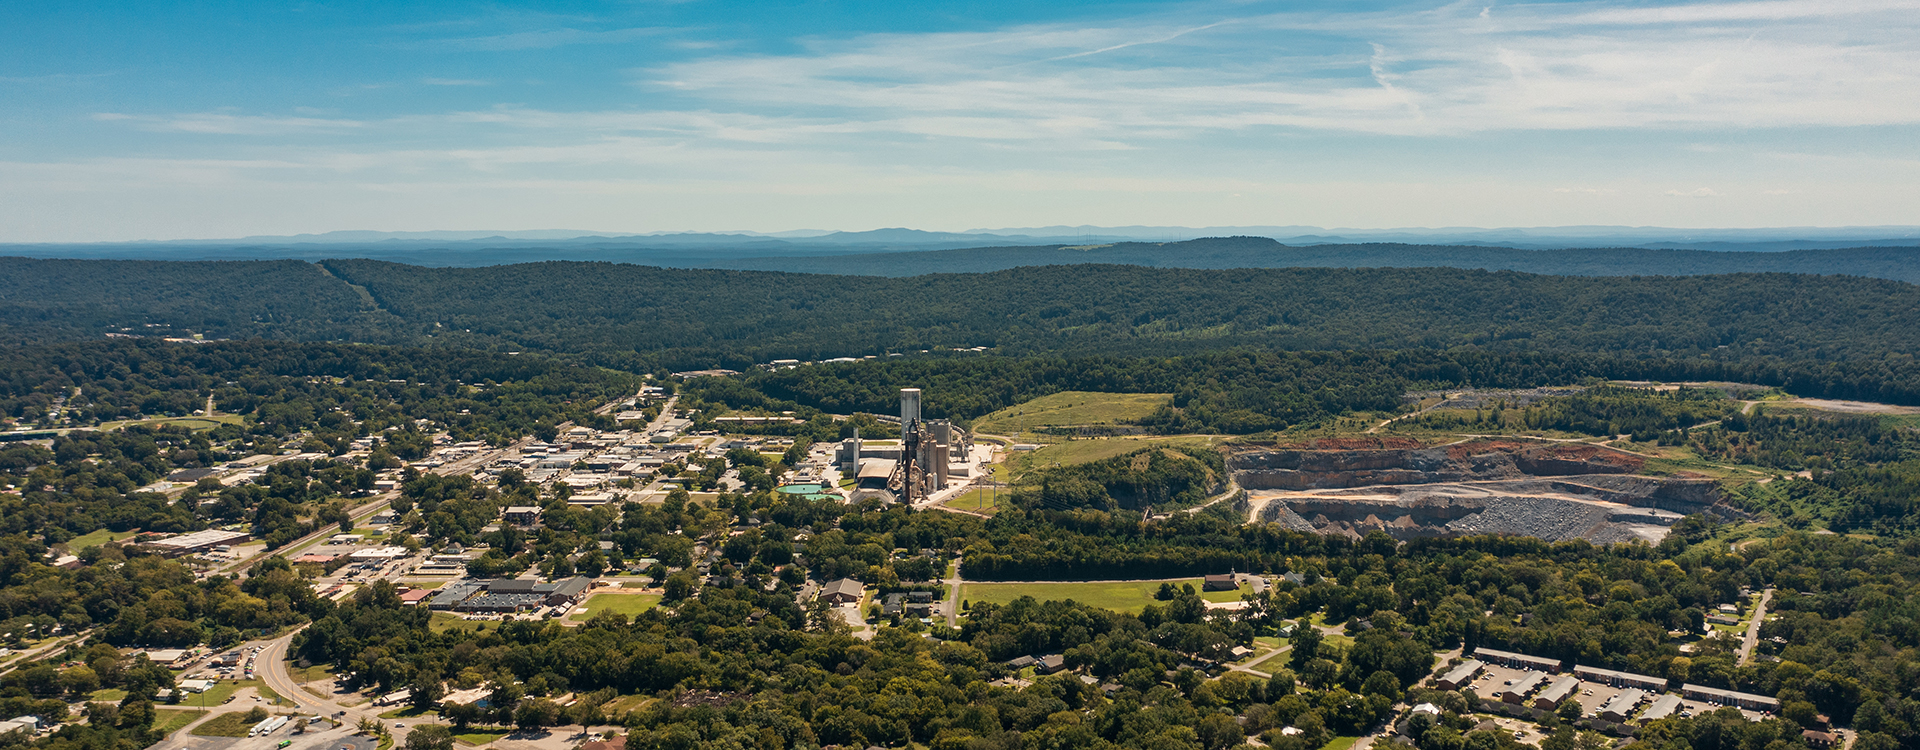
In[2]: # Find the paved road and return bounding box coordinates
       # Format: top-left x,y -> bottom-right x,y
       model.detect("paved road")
1737,588 -> 1775,666
942,558 -> 964,628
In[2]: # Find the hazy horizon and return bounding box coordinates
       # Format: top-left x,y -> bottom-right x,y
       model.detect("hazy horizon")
5,0 -> 1917,242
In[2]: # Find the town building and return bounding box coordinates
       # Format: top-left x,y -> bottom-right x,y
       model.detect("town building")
1533,675 -> 1581,710
1639,694 -> 1684,723
1500,673 -> 1549,704
1435,660 -> 1483,691
1474,647 -> 1562,673
1682,684 -> 1781,712
141,529 -> 250,557
1573,665 -> 1669,692
502,506 -> 543,526
821,578 -> 864,605
1596,689 -> 1646,723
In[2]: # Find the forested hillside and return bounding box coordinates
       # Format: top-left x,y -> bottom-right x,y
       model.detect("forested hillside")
0,258 -> 403,344
6,258 -> 1920,402
707,237 -> 1920,281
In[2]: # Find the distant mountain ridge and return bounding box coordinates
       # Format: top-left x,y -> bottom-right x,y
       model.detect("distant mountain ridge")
707,236 -> 1920,283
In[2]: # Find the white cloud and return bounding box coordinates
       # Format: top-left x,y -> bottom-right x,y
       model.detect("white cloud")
419,26 -> 673,51
1665,187 -> 1721,197
93,112 -> 366,135
633,0 -> 1920,139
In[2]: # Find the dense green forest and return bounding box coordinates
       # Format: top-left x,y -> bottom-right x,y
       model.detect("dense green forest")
5,258 -> 1920,407
685,353 -> 1917,434
0,339 -> 645,443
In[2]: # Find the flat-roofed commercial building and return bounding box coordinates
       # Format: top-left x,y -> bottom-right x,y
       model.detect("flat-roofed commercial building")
142,529 -> 251,557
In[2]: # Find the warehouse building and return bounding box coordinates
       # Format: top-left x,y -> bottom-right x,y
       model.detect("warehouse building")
141,529 -> 250,557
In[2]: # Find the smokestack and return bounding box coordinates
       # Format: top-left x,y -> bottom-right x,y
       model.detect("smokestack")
900,388 -> 922,425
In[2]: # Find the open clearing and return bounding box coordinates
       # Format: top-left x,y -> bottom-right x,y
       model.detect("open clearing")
1773,398 -> 1920,415
95,414 -> 241,432
190,712 -> 255,738
941,487 -> 1004,515
973,391 -> 1172,435
567,592 -> 662,621
1012,435 -> 1224,475
960,578 -> 1252,614
65,527 -> 137,550
153,709 -> 206,735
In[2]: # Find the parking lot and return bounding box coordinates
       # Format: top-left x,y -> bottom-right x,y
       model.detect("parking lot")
1467,662 -> 1769,725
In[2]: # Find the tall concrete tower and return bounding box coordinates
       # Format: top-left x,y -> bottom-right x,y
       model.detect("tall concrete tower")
900,388 -> 922,425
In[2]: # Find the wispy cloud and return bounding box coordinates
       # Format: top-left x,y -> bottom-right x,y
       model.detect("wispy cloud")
93,112 -> 366,135
635,0 -> 1920,140
417,26 -> 673,51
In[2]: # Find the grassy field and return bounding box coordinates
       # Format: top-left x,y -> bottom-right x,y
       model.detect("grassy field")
973,391 -> 1173,435
429,612 -> 502,634
66,528 -> 137,550
567,593 -> 662,621
1323,736 -> 1361,750
454,730 -> 512,746
1010,435 -> 1224,475
153,709 -> 207,736
598,694 -> 653,719
941,487 -> 1004,515
96,414 -> 242,432
190,712 -> 255,738
91,688 -> 128,702
960,578 -> 1248,615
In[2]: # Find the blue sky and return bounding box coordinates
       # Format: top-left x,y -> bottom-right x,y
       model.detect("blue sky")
2,0 -> 1917,241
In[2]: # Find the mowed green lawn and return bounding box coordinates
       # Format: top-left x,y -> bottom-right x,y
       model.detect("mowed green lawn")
961,578 -> 1253,615
973,391 -> 1172,435
66,528 -> 137,550
152,709 -> 207,736
942,488 -> 1003,515
567,593 -> 662,621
